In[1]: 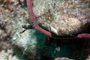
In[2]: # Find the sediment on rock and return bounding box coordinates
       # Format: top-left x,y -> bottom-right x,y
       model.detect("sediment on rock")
33,0 -> 90,36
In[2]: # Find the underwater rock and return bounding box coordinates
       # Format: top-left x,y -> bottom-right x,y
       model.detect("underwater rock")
0,48 -> 30,60
0,29 -> 12,51
54,57 -> 74,60
0,0 -> 90,60
33,0 -> 90,36
0,1 -> 55,60
0,0 -> 26,11
0,29 -> 7,40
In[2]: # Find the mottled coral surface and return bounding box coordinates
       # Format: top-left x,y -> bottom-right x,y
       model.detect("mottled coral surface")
0,0 -> 90,60
33,0 -> 90,36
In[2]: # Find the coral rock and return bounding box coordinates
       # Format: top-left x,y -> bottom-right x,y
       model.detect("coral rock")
33,0 -> 90,36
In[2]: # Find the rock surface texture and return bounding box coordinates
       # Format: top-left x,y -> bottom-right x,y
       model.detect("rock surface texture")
0,0 -> 90,60
0,0 -> 55,60
33,0 -> 90,36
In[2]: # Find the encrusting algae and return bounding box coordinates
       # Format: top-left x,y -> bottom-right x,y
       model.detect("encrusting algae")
33,0 -> 90,36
